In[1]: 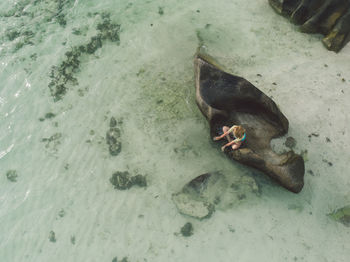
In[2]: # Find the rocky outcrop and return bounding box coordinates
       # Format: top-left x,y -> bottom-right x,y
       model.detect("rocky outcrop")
194,53 -> 305,193
269,0 -> 350,52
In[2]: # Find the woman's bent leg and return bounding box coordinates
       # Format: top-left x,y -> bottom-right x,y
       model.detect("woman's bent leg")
231,142 -> 242,150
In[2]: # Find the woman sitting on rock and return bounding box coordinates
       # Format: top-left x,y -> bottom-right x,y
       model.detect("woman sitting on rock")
213,125 -> 246,151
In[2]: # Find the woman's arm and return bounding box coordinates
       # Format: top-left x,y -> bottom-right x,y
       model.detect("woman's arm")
213,125 -> 237,141
213,130 -> 230,141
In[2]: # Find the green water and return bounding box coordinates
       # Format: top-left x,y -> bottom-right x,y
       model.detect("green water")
0,0 -> 349,261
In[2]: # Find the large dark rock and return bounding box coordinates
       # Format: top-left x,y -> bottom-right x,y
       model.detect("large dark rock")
269,0 -> 350,52
194,53 -> 305,193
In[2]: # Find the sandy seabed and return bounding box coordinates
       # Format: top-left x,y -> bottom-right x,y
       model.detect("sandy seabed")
0,0 -> 349,261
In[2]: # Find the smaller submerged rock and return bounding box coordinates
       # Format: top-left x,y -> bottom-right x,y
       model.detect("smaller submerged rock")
328,205 -> 350,227
110,171 -> 147,190
172,172 -> 259,220
6,170 -> 18,182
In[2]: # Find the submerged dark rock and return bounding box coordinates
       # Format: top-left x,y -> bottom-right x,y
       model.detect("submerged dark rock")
110,171 -> 147,190
194,53 -> 305,193
172,172 -> 259,219
328,205 -> 350,227
269,0 -> 350,52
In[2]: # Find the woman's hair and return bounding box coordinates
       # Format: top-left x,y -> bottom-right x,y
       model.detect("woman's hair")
234,125 -> 246,139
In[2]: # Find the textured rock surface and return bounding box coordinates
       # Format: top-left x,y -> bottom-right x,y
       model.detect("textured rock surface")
269,0 -> 350,52
194,53 -> 305,193
172,172 -> 259,219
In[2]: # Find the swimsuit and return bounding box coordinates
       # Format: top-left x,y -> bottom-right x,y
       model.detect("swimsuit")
228,125 -> 246,143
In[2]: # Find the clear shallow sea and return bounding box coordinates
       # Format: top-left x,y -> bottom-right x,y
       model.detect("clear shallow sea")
0,0 -> 349,261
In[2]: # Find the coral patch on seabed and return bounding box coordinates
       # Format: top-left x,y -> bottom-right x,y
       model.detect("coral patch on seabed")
172,172 -> 259,220
48,13 -> 121,101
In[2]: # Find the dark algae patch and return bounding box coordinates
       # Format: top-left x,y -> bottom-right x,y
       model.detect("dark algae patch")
328,205 -> 350,227
6,170 -> 18,182
49,231 -> 56,242
110,171 -> 147,190
70,235 -> 76,245
112,257 -> 128,262
39,112 -> 56,121
41,133 -> 62,153
49,13 -> 121,101
106,117 -> 122,156
180,222 -> 193,237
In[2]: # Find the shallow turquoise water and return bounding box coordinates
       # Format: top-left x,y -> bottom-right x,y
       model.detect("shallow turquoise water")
1,1 -> 350,261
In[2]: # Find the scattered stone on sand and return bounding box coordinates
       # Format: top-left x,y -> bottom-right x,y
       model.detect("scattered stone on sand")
307,170 -> 315,176
322,159 -> 333,166
106,117 -> 122,156
308,132 -> 320,141
180,222 -> 193,237
6,170 -> 18,182
285,136 -> 296,149
172,172 -> 259,220
110,171 -> 147,190
328,205 -> 350,227
49,231 -> 56,242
